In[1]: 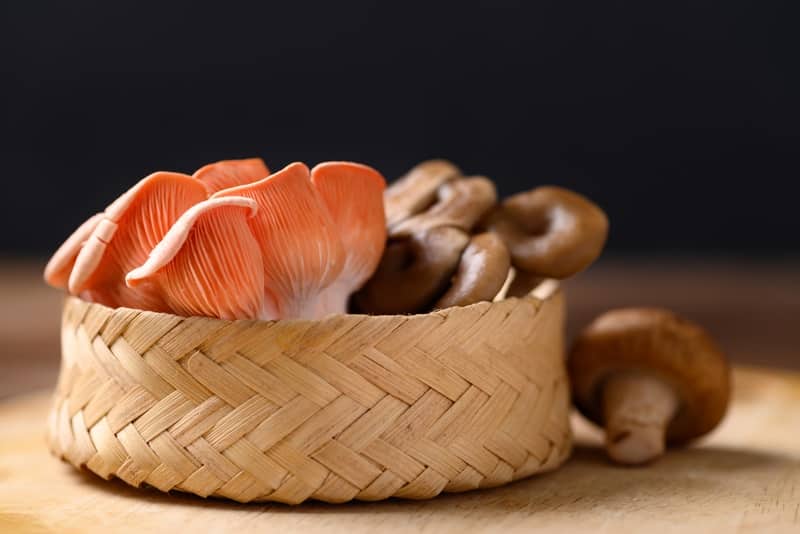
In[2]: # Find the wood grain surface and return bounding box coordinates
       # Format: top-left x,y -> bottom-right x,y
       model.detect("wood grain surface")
1,367 -> 798,533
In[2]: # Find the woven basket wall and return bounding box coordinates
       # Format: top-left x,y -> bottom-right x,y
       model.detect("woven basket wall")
47,281 -> 572,504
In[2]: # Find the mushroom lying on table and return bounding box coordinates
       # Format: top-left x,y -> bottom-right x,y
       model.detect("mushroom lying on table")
568,307 -> 730,465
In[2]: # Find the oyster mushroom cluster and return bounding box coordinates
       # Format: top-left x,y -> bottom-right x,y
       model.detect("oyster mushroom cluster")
355,159 -> 610,315
44,158 -> 387,321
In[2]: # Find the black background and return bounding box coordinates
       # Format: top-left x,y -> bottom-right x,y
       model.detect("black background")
2,1 -> 798,256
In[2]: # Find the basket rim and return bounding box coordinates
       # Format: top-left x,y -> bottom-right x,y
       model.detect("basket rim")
64,278 -> 561,325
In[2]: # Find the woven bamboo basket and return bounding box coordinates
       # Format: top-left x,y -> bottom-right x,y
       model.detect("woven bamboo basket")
46,279 -> 572,504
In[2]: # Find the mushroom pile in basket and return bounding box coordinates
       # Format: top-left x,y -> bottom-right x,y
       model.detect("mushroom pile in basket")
355,160 -> 608,314
355,159 -> 609,315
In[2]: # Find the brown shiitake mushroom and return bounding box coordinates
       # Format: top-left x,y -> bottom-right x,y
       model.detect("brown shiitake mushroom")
434,232 -> 511,310
483,185 -> 608,279
389,176 -> 497,238
569,307 -> 730,465
384,159 -> 461,228
506,270 -> 544,298
355,226 -> 469,315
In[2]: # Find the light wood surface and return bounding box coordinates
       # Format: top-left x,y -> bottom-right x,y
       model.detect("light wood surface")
2,367 -> 799,533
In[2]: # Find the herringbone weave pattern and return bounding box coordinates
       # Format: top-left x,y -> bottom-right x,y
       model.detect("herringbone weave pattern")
47,286 -> 571,503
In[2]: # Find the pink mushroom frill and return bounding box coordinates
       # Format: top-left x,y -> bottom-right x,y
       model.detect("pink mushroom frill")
44,158 -> 387,320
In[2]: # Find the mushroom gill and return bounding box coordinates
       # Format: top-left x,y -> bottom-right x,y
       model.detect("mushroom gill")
67,171 -> 208,310
310,162 -> 387,316
126,197 -> 266,320
43,212 -> 104,289
212,162 -> 345,319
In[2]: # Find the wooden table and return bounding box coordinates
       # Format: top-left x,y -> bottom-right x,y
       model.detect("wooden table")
1,367 -> 799,533
1,258 -> 799,532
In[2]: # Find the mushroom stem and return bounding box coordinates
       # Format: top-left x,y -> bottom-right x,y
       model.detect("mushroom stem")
602,373 -> 679,465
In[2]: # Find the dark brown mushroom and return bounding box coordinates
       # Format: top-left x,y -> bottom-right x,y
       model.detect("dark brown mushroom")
483,186 -> 608,279
389,176 -> 497,238
384,159 -> 461,228
506,270 -> 544,298
569,307 -> 730,465
434,232 -> 511,310
354,226 -> 469,315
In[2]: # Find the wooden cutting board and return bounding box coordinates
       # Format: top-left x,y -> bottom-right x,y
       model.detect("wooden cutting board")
2,366 -> 799,534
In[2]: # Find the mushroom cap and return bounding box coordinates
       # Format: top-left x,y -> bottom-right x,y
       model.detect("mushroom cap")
484,185 -> 608,278
192,157 -> 270,195
355,226 -> 469,315
389,176 -> 497,238
384,159 -> 461,228
434,232 -> 511,310
43,212 -> 104,289
568,307 -> 730,444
